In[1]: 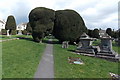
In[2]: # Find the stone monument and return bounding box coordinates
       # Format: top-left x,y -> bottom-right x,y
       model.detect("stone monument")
76,33 -> 96,54
98,33 -> 118,57
62,41 -> 69,48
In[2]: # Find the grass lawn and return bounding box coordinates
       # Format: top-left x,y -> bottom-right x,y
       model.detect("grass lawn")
0,42 -> 2,79
53,40 -> 120,78
2,36 -> 46,78
0,35 -> 32,40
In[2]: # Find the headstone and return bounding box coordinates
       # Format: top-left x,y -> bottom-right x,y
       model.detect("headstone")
76,33 -> 96,54
98,33 -> 118,57
62,41 -> 69,48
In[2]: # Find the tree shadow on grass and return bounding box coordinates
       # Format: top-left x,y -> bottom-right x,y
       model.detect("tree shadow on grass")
17,37 -> 34,42
42,39 -> 61,44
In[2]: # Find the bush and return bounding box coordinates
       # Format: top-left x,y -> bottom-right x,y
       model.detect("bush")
26,22 -> 32,33
53,9 -> 87,43
92,29 -> 99,38
1,29 -> 7,35
22,30 -> 27,35
5,15 -> 16,35
11,30 -> 17,35
29,7 -> 55,42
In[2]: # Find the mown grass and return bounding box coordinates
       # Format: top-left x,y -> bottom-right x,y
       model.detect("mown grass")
2,37 -> 46,78
53,40 -> 119,78
0,35 -> 32,40
0,42 -> 2,79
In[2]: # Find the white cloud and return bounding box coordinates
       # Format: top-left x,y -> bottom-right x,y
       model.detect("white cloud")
0,0 -> 119,30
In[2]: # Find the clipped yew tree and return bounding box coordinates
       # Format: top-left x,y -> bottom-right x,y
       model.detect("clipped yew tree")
29,7 -> 55,42
53,9 -> 87,43
26,22 -> 32,34
5,15 -> 16,36
92,28 -> 99,38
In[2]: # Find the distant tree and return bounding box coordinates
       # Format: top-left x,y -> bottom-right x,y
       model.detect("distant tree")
53,9 -> 87,43
106,28 -> 113,37
29,7 -> 55,42
118,30 -> 120,46
26,22 -> 32,34
5,15 -> 16,36
92,28 -> 99,38
112,31 -> 119,38
87,29 -> 93,37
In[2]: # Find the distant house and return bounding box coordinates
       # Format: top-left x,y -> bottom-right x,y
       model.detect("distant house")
16,23 -> 27,31
16,23 -> 27,35
0,19 -> 6,32
99,30 -> 106,37
99,29 -> 111,38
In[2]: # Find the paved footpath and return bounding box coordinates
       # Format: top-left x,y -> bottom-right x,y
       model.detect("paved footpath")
34,39 -> 54,78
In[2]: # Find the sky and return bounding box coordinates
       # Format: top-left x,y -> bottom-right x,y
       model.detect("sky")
0,0 -> 119,30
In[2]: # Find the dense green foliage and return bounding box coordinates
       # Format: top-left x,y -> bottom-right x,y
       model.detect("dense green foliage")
26,22 -> 32,34
29,7 -> 55,42
87,29 -> 93,37
106,28 -> 113,37
5,15 -> 16,35
53,10 -> 87,43
92,28 -> 99,38
1,29 -> 7,35
22,30 -> 27,35
1,29 -> 16,35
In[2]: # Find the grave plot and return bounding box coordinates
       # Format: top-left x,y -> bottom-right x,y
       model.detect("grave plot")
68,57 -> 84,64
75,33 -> 120,61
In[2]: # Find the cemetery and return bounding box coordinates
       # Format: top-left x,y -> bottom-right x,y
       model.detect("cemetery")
76,33 -> 120,61
0,7 -> 119,79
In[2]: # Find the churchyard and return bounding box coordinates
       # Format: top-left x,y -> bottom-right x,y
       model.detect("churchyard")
0,7 -> 120,79
1,35 -> 120,78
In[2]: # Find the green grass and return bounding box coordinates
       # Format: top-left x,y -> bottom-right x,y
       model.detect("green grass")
53,40 -> 119,78
2,38 -> 46,78
112,41 -> 120,54
0,42 -> 2,79
0,35 -> 32,40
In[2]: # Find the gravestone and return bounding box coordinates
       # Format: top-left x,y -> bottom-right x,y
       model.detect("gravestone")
62,41 -> 69,48
98,33 -> 118,57
76,33 -> 96,54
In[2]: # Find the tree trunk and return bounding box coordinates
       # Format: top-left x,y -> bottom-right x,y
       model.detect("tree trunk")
7,30 -> 10,36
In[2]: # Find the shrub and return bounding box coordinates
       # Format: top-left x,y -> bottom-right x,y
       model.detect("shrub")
29,7 -> 55,42
53,9 -> 87,43
11,30 -> 17,35
5,15 -> 16,35
22,30 -> 27,35
1,29 -> 7,35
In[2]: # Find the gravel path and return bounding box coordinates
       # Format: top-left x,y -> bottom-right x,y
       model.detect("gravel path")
34,39 -> 54,78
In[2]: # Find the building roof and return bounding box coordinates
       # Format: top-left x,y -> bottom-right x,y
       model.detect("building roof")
99,30 -> 106,34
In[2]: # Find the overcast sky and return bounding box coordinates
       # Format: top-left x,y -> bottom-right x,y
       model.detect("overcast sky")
0,0 -> 119,30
